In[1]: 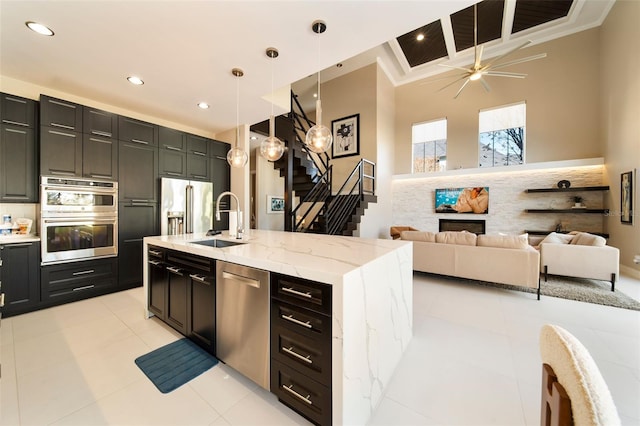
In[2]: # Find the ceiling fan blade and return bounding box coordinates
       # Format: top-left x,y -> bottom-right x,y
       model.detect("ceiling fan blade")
438,63 -> 473,72
485,71 -> 527,78
488,53 -> 547,71
480,78 -> 491,93
453,78 -> 471,99
483,40 -> 532,69
437,75 -> 470,92
419,72 -> 470,85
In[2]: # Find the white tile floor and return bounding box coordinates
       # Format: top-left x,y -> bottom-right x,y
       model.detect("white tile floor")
2,273 -> 639,426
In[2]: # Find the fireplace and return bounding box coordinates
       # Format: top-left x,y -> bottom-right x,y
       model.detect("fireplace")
439,219 -> 486,235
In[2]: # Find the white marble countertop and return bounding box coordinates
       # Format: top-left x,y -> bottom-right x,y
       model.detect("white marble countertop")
144,230 -> 410,285
0,234 -> 40,244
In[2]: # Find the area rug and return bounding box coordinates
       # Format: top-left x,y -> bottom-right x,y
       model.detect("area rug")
135,338 -> 218,393
475,275 -> 640,311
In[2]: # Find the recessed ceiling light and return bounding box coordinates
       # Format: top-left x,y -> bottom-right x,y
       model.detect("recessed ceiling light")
25,21 -> 54,36
250,136 -> 258,140
336,63 -> 343,68
127,76 -> 144,85
313,93 -> 317,98
197,102 -> 209,109
416,33 -> 425,41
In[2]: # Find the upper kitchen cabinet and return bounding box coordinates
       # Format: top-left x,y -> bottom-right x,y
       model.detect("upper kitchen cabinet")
83,106 -> 118,139
159,126 -> 186,151
40,95 -> 83,132
118,116 -> 158,146
186,134 -> 209,156
210,140 -> 231,230
118,140 -> 158,202
1,93 -> 37,128
210,139 -> 230,159
0,93 -> 38,202
83,134 -> 118,180
40,127 -> 82,177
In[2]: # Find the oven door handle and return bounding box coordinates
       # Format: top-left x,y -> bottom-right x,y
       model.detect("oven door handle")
42,218 -> 116,224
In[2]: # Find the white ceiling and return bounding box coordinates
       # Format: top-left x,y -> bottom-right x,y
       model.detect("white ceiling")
0,0 -> 614,137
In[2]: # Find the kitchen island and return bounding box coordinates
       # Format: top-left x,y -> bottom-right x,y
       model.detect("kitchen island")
143,230 -> 412,425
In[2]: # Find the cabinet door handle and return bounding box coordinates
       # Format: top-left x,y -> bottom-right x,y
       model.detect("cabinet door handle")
149,250 -> 162,256
72,269 -> 95,276
49,171 -> 76,176
73,284 -> 95,291
189,273 -> 208,283
2,119 -> 29,127
282,314 -> 312,329
165,146 -> 182,151
193,151 -> 206,156
0,292 -> 5,308
89,174 -> 112,179
89,137 -> 112,144
221,271 -> 260,288
166,266 -> 183,275
148,260 -> 161,266
50,122 -> 75,130
191,175 -> 206,179
215,156 -> 226,160
282,287 -> 312,299
91,130 -> 112,137
282,346 -> 313,364
282,384 -> 313,405
131,139 -> 149,145
123,238 -> 143,243
166,172 -> 182,176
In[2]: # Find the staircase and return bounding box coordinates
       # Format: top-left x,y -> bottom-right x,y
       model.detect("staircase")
266,91 -> 376,236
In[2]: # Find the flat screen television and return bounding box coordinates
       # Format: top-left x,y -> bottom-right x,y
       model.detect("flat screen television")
435,187 -> 489,214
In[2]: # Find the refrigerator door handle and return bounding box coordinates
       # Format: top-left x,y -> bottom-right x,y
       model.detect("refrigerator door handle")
185,184 -> 193,233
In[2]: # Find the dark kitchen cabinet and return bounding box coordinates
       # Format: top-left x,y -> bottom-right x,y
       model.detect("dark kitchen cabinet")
40,126 -> 82,177
270,273 -> 332,426
159,149 -> 187,178
40,95 -> 83,132
165,255 -> 189,334
186,134 -> 209,156
83,134 -> 118,180
0,241 -> 40,317
83,106 -> 118,139
187,153 -> 210,181
118,116 -> 158,146
210,140 -> 231,231
147,246 -> 167,318
41,257 -> 117,304
118,140 -> 158,202
159,127 -> 186,151
0,124 -> 37,202
118,202 -> 158,289
1,93 -> 36,128
188,259 -> 215,354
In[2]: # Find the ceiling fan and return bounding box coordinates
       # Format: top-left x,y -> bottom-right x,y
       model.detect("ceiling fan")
438,2 -> 547,99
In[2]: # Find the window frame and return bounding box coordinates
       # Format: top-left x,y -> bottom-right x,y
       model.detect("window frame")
478,101 -> 526,168
411,117 -> 447,173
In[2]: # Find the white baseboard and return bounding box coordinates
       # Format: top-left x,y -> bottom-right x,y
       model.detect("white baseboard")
620,264 -> 640,280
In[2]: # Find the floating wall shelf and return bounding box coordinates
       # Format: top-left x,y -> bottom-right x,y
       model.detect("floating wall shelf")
525,185 -> 610,193
525,209 -> 608,214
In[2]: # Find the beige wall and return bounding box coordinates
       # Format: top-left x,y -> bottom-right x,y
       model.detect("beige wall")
394,28 -> 602,174
255,149 -> 285,231
600,0 -> 640,275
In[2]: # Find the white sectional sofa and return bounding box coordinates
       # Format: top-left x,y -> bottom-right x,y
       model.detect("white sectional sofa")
538,232 -> 619,291
400,230 -> 541,299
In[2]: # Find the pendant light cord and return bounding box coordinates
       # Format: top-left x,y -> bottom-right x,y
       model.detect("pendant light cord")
235,72 -> 240,148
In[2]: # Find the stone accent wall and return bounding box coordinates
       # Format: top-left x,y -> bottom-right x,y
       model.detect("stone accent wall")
392,163 -> 606,238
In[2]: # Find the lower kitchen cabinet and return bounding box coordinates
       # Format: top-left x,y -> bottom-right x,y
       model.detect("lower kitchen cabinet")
270,273 -> 332,426
0,241 -> 40,317
119,202 -> 157,289
41,257 -> 117,304
147,245 -> 215,354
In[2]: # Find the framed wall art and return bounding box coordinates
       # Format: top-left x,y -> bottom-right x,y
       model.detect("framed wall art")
331,113 -> 360,158
267,195 -> 285,214
621,170 -> 633,224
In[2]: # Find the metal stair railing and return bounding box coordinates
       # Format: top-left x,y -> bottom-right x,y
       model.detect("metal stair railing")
291,165 -> 332,232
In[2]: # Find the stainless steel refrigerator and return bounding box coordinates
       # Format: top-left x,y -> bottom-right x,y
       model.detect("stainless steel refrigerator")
160,177 -> 213,235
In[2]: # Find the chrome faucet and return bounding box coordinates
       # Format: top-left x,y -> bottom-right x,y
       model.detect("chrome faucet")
215,191 -> 243,239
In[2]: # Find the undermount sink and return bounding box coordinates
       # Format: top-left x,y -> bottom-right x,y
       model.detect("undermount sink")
191,239 -> 246,248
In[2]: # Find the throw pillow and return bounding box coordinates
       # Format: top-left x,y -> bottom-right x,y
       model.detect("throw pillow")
400,230 -> 436,242
570,232 -> 606,247
435,231 -> 477,246
477,233 -> 529,249
540,232 -> 574,245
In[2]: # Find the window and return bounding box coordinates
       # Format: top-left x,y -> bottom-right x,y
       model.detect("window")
479,102 -> 525,167
412,118 -> 447,173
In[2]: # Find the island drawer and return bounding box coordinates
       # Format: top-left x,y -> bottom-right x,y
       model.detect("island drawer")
147,245 -> 165,261
271,273 -> 331,316
272,300 -> 330,337
271,323 -> 331,386
271,359 -> 331,426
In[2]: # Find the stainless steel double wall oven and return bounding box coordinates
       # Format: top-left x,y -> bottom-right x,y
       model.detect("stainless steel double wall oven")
40,177 -> 118,265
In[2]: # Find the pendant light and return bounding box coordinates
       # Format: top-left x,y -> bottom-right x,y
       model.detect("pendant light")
304,20 -> 332,154
260,47 -> 285,162
227,68 -> 249,168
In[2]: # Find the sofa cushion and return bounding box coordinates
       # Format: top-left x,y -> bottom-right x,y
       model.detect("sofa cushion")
435,231 -> 477,246
570,232 -> 606,247
540,232 -> 574,245
477,233 -> 529,249
400,230 -> 436,242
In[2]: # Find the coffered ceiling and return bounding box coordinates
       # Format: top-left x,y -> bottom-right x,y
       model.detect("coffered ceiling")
0,1 -> 614,137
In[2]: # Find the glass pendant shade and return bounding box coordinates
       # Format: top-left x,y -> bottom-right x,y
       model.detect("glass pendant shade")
260,116 -> 285,161
227,146 -> 248,168
305,99 -> 332,153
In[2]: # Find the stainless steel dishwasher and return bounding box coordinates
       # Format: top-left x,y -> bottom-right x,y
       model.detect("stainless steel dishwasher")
216,260 -> 270,389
